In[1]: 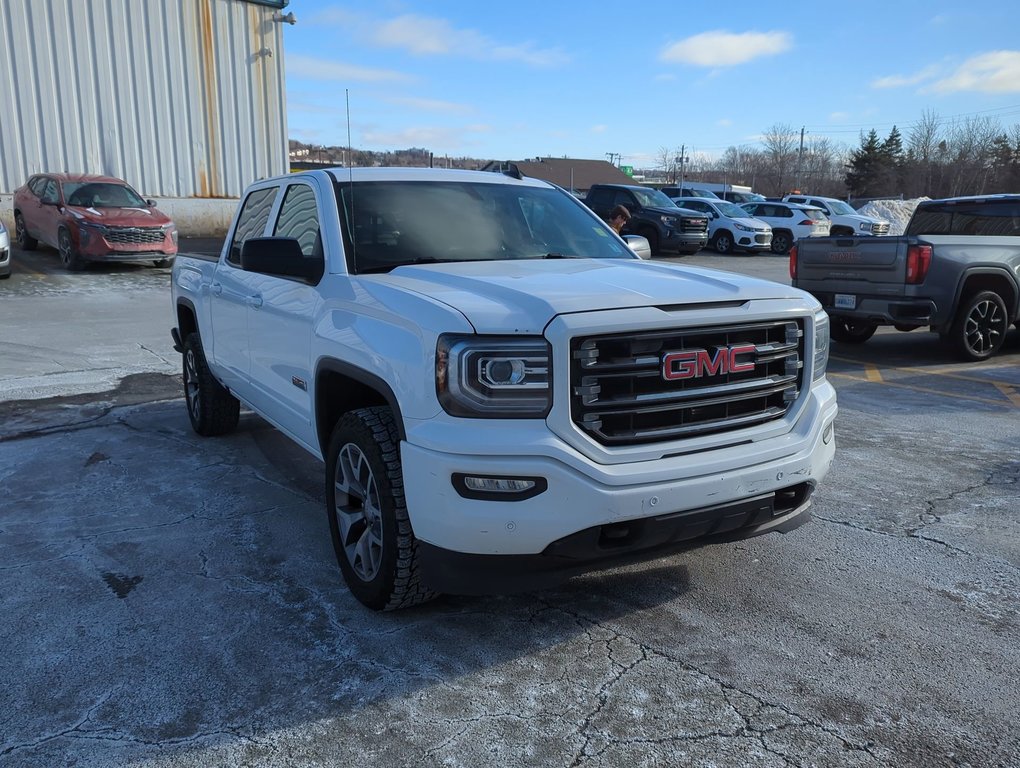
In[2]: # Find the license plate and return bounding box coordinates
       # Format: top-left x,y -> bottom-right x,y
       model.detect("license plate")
834,293 -> 856,309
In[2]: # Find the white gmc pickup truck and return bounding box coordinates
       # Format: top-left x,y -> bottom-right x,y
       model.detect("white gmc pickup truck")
170,168 -> 838,611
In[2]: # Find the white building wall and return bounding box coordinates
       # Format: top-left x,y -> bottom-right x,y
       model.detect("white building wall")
0,0 -> 289,210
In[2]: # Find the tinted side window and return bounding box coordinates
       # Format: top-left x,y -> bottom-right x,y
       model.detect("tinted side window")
28,177 -> 47,196
229,187 -> 277,265
907,200 -> 1020,236
273,184 -> 321,258
42,180 -> 60,203
586,188 -> 612,210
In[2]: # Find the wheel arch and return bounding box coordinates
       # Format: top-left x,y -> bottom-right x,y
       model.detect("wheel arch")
954,268 -> 1019,325
175,299 -> 199,348
315,359 -> 405,456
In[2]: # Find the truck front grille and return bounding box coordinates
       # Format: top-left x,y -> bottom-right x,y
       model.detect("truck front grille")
871,222 -> 890,236
570,320 -> 804,446
106,227 -> 165,245
680,217 -> 708,234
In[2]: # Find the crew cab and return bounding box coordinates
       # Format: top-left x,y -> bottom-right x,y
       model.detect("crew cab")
171,168 -> 837,610
791,194 -> 1020,360
583,183 -> 708,255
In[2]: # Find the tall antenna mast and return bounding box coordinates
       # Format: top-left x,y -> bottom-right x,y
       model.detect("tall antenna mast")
346,89 -> 355,262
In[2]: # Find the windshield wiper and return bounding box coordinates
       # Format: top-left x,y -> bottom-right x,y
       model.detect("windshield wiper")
541,252 -> 581,259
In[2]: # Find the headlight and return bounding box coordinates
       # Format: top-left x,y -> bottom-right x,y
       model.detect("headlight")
659,215 -> 678,227
859,221 -> 871,231
813,310 -> 829,381
437,335 -> 551,417
734,222 -> 753,232
164,224 -> 178,244
79,220 -> 108,234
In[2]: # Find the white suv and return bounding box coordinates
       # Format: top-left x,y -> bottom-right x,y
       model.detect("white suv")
674,197 -> 772,254
740,201 -> 830,254
783,194 -> 890,236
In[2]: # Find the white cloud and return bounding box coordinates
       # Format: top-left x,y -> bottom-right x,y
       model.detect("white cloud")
288,55 -> 411,83
871,65 -> 939,89
659,30 -> 792,67
929,51 -> 1020,93
383,96 -> 472,114
372,14 -> 569,66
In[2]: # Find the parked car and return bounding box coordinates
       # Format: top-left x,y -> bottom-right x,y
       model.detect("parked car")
13,173 -> 178,270
660,185 -> 721,199
674,197 -> 772,254
782,194 -> 890,236
0,219 -> 10,279
583,184 -> 708,254
740,201 -> 830,254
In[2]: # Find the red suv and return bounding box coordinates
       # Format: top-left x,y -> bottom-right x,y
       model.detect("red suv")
13,173 -> 178,270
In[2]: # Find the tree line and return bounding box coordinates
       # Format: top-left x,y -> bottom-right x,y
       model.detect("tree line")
664,110 -> 1020,201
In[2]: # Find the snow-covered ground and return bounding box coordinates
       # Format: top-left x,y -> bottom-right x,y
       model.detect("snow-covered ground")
856,198 -> 929,236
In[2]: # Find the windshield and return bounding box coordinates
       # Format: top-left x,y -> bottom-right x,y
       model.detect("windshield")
716,201 -> 750,218
826,199 -> 856,215
630,187 -> 679,209
336,181 -> 635,273
63,182 -> 147,208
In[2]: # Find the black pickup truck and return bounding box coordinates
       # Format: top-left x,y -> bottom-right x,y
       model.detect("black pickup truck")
584,183 -> 708,255
792,194 -> 1020,361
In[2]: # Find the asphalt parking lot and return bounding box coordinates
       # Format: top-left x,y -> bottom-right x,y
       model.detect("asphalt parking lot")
1,242 -> 1018,767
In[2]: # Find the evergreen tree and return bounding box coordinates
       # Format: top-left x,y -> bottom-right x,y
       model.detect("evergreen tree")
879,126 -> 905,195
844,129 -> 884,197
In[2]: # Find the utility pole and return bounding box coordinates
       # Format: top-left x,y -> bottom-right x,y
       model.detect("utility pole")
678,145 -> 687,188
795,127 -> 805,192
605,152 -> 621,167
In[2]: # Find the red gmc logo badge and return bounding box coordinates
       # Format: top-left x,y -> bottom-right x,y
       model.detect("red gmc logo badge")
662,344 -> 757,380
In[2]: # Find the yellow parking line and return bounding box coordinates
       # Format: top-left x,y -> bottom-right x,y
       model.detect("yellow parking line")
828,371 -> 1015,408
995,383 -> 1020,408
831,354 -> 1017,389
864,364 -> 883,383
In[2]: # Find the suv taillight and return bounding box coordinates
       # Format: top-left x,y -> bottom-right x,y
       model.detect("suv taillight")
905,244 -> 931,284
789,244 -> 798,280
798,219 -> 816,226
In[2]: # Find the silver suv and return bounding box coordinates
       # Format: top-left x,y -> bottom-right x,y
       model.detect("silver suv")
740,201 -> 830,254
676,197 -> 772,254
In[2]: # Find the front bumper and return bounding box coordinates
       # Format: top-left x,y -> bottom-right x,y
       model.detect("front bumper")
75,227 -> 176,260
662,230 -> 708,253
401,383 -> 837,590
807,290 -> 940,328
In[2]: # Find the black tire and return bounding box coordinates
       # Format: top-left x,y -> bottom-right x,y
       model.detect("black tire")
182,332 -> 240,436
58,227 -> 86,271
639,227 -> 660,255
15,212 -> 38,251
711,230 -> 734,255
946,290 -> 1009,361
771,230 -> 793,254
829,317 -> 877,344
325,407 -> 437,611
153,256 -> 176,268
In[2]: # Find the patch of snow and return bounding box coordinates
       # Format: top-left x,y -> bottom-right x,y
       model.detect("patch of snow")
856,198 -> 929,236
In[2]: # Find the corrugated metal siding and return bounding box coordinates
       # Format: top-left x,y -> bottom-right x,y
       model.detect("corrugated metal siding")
0,0 -> 288,197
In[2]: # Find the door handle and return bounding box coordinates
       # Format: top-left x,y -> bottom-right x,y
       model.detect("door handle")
247,294 -> 264,309
210,282 -> 223,296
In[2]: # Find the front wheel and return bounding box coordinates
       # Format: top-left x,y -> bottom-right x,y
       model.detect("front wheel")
711,230 -> 733,254
58,228 -> 85,271
829,318 -> 877,344
182,333 -> 240,435
153,256 -> 176,268
639,227 -> 660,255
946,290 -> 1008,361
325,407 -> 437,611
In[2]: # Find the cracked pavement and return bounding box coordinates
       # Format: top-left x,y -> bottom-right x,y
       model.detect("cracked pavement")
1,252 -> 1018,767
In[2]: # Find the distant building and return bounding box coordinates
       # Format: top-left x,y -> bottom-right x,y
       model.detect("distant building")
1,0 -> 293,232
480,158 -> 635,195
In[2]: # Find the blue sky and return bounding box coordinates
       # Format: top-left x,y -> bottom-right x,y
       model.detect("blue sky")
283,1 -> 1020,166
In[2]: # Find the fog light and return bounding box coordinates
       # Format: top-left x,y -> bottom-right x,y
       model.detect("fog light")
452,473 -> 548,501
823,422 -> 834,445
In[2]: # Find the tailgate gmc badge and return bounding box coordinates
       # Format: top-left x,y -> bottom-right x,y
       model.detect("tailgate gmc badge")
662,345 -> 757,380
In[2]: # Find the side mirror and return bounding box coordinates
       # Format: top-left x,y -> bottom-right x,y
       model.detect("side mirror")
146,199 -> 156,207
622,234 -> 652,260
241,237 -> 324,283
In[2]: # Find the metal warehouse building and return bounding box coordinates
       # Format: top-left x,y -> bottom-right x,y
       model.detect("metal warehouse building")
0,0 -> 292,233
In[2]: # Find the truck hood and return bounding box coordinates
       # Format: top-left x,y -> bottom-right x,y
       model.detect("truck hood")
377,259 -> 806,333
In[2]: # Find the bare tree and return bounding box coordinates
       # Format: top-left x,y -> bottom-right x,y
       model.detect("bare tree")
946,116 -> 999,195
906,109 -> 941,197
760,124 -> 799,195
656,146 -> 679,183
